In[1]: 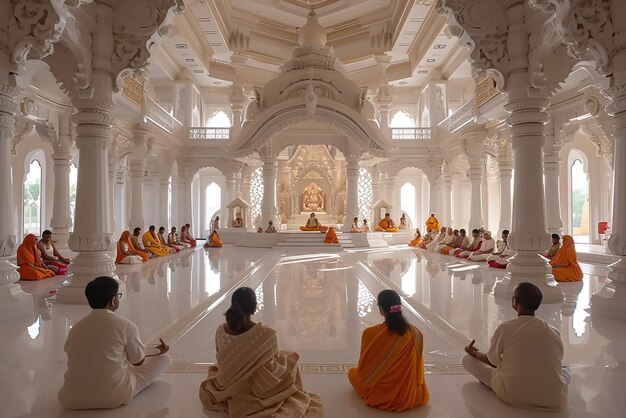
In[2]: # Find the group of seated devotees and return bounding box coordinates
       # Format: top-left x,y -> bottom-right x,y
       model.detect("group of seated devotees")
419,226 -> 498,262
350,217 -> 371,232
300,212 -> 329,232
463,282 -> 569,410
375,213 -> 400,232
59,276 -> 172,409
57,280 -> 568,413
116,224 -> 195,264
17,233 -> 63,280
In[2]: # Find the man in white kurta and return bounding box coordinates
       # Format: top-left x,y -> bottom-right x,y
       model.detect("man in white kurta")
487,229 -> 516,267
59,276 -> 172,409
462,282 -> 569,411
468,231 -> 496,261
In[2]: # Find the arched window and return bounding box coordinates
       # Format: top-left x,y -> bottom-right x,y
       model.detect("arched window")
205,182 -> 222,226
24,160 -> 42,236
250,167 -> 264,226
206,110 -> 231,127
570,158 -> 589,241
389,110 -> 416,128
401,182 -> 416,227
358,168 -> 373,223
69,163 -> 77,222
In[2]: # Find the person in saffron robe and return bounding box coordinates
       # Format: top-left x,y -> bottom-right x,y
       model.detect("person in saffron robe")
453,229 -> 481,257
199,287 -> 323,417
37,230 -> 70,275
348,289 -> 429,411
130,228 -> 154,259
205,230 -> 223,248
550,235 -> 583,282
399,213 -> 408,230
376,213 -> 400,232
487,230 -> 515,268
142,225 -> 170,258
180,225 -> 196,247
324,227 -> 339,243
168,227 -> 191,249
351,217 -> 361,232
542,234 -> 561,259
408,228 -> 423,247
361,219 -> 370,232
425,213 -> 441,233
157,227 -> 178,253
116,231 -> 146,264
468,230 -> 496,261
17,234 -> 56,280
300,213 -> 328,232
462,282 -> 568,410
265,221 -> 277,233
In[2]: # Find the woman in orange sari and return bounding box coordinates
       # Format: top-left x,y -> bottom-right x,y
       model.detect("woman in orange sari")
550,235 -> 583,282
115,230 -> 146,264
205,230 -> 223,247
408,228 -> 422,247
324,227 -> 339,243
17,234 -> 55,280
348,289 -> 429,411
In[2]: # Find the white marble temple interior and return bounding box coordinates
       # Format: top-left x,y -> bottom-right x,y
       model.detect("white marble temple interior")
3,246 -> 625,417
2,0 -> 626,417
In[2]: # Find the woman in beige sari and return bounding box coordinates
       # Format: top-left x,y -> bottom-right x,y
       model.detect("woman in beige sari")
199,287 -> 323,417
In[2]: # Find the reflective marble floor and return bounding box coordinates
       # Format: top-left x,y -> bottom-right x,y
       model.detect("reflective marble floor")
3,245 -> 625,417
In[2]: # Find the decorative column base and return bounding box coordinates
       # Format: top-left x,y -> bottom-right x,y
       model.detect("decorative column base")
590,259 -> 626,319
0,259 -> 33,317
56,252 -> 121,304
51,230 -> 71,250
493,251 -> 563,303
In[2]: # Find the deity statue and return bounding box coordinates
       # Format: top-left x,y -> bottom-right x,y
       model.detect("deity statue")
302,182 -> 325,212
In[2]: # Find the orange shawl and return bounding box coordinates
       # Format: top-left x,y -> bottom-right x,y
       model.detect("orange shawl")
17,234 -> 55,280
324,227 -> 339,243
207,231 -> 223,247
123,231 -> 148,262
348,323 -> 429,411
550,235 -> 583,282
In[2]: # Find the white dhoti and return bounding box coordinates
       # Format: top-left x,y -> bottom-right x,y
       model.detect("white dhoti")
433,243 -> 449,253
119,255 -> 144,264
457,250 -> 473,258
468,253 -> 491,262
426,241 -> 439,251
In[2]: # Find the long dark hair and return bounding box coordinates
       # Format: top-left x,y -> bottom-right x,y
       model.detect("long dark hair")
378,289 -> 409,335
225,287 -> 257,333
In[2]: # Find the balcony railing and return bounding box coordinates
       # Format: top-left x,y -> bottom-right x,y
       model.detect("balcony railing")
391,127 -> 432,140
188,127 -> 231,140
144,98 -> 183,134
475,75 -> 499,107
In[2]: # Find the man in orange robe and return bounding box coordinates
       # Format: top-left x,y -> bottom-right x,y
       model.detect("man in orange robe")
324,227 -> 339,243
17,234 -> 56,280
425,213 -> 441,233
348,290 -> 429,411
550,235 -> 583,282
300,213 -> 328,232
142,225 -> 170,257
205,230 -> 223,248
116,230 -> 148,263
375,213 -> 400,232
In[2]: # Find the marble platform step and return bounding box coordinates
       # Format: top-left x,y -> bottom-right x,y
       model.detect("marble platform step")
273,231 -> 347,250
285,213 -> 341,231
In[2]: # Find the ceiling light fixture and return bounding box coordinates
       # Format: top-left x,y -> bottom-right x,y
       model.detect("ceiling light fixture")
193,69 -> 204,73
427,58 -> 435,62
417,70 -> 428,74
175,43 -> 188,49
434,44 -> 446,49
186,58 -> 195,62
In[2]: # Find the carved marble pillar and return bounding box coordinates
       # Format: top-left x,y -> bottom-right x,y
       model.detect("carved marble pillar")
50,142 -> 73,248
0,84 -> 31,315
591,80 -> 626,318
498,158 -> 513,234
114,168 -> 127,235
342,157 -> 361,232
543,133 -> 564,234
492,2 -> 559,302
229,84 -> 244,138
57,2 -> 119,304
376,84 -> 392,139
171,173 -> 192,228
159,176 -> 170,227
107,158 -> 118,235
127,158 -> 145,230
260,157 -> 278,229
441,166 -> 453,227
467,156 -> 485,230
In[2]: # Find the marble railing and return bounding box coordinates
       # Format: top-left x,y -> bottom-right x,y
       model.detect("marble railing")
188,127 -> 232,140
391,127 -> 432,140
439,99 -> 477,133
144,98 -> 183,134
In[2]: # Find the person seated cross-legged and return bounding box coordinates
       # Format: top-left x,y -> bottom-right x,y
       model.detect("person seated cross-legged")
17,234 -> 55,280
550,235 -> 583,282
265,220 -> 277,233
542,234 -> 561,259
58,276 -> 172,410
324,226 -> 339,243
462,282 -> 569,411
348,289 -> 429,411
453,229 -> 481,257
434,227 -> 455,253
37,230 -> 70,275
351,217 -> 361,233
300,212 -> 328,232
487,230 -> 515,268
375,213 -> 400,232
441,229 -> 469,255
199,287 -> 323,417
115,230 -> 146,264
408,228 -> 423,247
468,230 -> 496,261
142,225 -> 170,258
205,230 -> 223,248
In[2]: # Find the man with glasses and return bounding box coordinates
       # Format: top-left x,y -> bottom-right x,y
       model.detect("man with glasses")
59,276 -> 172,409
